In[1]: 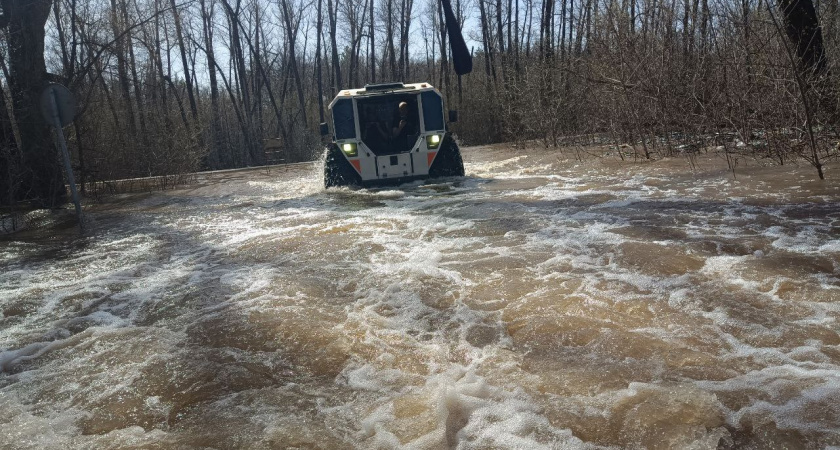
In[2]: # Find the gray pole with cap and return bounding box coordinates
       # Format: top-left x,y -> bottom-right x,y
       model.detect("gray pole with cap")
39,83 -> 83,231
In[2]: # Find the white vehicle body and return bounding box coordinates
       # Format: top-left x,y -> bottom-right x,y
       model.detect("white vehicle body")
327,82 -> 450,183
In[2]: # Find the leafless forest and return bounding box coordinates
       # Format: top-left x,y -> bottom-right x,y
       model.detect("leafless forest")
0,0 -> 837,208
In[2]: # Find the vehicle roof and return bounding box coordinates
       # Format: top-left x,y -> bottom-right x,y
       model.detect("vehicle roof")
328,82 -> 438,109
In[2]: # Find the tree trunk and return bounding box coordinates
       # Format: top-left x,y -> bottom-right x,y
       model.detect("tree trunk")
280,0 -> 309,127
369,0 -> 376,82
153,0 -> 173,135
119,0 -> 148,143
110,0 -> 137,137
200,0 -> 225,168
402,0 -> 413,79
170,0 -> 199,121
479,0 -> 496,82
397,0 -> 406,78
317,0 -> 326,122
328,0 -> 342,91
775,0 -> 827,76
1,0 -> 66,207
221,0 -> 260,165
387,0 -> 397,79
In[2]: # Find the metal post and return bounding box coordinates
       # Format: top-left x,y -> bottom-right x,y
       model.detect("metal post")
49,88 -> 84,232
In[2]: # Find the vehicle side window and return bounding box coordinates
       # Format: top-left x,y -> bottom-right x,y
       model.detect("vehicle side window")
421,92 -> 444,132
332,99 -> 356,139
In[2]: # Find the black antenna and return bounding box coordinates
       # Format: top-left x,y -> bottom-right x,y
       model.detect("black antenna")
440,0 -> 472,75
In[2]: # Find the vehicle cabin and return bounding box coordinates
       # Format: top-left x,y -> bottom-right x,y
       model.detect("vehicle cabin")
322,82 -> 463,187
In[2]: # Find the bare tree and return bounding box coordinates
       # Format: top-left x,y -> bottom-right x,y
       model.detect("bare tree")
0,0 -> 65,207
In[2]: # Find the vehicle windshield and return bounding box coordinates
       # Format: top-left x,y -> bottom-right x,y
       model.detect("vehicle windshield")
357,94 -> 419,155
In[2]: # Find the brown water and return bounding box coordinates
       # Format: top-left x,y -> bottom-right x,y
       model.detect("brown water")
2,146 -> 840,449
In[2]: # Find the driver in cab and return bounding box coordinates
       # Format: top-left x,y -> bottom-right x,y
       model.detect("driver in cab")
392,102 -> 415,140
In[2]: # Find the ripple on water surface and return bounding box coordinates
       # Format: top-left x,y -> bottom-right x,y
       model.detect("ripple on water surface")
1,149 -> 840,448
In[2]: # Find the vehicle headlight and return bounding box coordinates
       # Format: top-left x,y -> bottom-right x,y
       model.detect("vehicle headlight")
341,142 -> 358,157
426,134 -> 442,149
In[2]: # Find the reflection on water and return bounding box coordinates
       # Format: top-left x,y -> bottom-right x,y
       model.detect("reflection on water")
2,147 -> 840,448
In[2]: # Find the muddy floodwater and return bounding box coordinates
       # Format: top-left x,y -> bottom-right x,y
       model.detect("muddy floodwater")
2,145 -> 840,449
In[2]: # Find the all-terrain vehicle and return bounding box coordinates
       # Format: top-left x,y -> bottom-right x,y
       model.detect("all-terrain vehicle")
320,82 -> 464,188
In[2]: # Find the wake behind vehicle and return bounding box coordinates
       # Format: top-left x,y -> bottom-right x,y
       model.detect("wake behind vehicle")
321,82 -> 464,188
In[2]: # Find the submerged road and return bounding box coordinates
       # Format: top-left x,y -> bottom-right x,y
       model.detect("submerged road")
2,145 -> 840,448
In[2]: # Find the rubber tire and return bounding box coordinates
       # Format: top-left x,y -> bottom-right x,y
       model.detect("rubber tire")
428,133 -> 465,178
324,144 -> 362,188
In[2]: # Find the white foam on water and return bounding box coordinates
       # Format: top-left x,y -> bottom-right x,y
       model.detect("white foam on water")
469,156 -> 529,175
0,234 -> 165,351
698,365 -> 840,433
352,367 -> 593,449
0,392 -> 85,449
0,340 -> 67,373
760,221 -> 840,255
3,153 -> 840,447
699,256 -> 761,290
